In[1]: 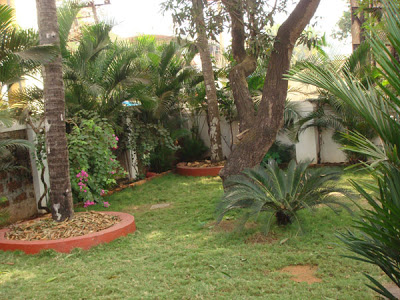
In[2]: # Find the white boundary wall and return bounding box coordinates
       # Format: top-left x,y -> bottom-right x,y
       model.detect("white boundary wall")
184,100 -> 348,163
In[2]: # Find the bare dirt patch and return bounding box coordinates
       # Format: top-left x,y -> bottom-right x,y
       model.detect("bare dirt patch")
125,204 -> 152,213
245,232 -> 278,244
150,203 -> 171,210
383,283 -> 400,299
5,211 -> 120,241
280,265 -> 322,284
208,220 -> 257,232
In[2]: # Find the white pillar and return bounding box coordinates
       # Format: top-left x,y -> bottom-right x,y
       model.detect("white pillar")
295,101 -> 318,163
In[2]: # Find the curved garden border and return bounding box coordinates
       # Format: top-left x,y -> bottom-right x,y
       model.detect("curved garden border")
0,212 -> 135,254
176,162 -> 223,177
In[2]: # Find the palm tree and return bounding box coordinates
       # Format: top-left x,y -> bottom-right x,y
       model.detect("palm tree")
290,43 -> 377,163
0,4 -> 55,100
286,1 -> 400,297
0,4 -> 53,174
35,0 -> 74,221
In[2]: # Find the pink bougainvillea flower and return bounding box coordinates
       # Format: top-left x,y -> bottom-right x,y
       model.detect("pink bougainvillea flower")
103,202 -> 110,208
84,190 -> 87,193
84,200 -> 96,208
115,136 -> 119,141
100,189 -> 105,196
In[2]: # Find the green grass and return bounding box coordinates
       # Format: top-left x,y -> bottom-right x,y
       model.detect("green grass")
0,169 -> 384,299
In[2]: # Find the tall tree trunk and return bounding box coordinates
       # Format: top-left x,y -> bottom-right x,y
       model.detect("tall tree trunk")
220,0 -> 321,180
192,0 -> 223,162
36,0 -> 74,221
350,0 -> 365,52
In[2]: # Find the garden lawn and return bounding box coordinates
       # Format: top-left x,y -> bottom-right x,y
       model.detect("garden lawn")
0,168 -> 383,299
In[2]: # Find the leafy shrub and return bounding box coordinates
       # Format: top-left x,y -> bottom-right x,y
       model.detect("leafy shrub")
262,141 -> 295,165
178,135 -> 208,162
338,167 -> 400,299
149,145 -> 176,173
218,160 -> 350,232
286,1 -> 400,296
67,118 -> 125,204
123,117 -> 178,175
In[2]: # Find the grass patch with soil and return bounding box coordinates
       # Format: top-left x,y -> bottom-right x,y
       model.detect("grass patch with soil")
0,168 -> 384,299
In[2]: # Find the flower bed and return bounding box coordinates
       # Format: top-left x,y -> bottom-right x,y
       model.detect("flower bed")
0,211 -> 135,254
176,162 -> 224,177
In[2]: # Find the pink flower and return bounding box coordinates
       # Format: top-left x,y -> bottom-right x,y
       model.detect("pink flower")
83,201 -> 96,208
115,136 -> 119,141
84,190 -> 87,193
103,202 -> 110,208
76,174 -> 80,178
100,189 -> 105,195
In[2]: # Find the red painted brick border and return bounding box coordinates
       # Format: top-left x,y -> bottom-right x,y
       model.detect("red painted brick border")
105,171 -> 171,196
176,163 -> 223,177
0,212 -> 135,254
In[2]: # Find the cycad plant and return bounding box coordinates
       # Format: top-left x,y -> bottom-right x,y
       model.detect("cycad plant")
286,1 -> 400,297
218,159 -> 349,231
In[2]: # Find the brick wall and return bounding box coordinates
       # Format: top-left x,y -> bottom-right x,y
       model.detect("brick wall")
0,129 -> 37,222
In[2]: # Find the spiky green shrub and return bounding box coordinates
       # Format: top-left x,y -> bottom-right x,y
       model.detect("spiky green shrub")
218,160 -> 349,231
338,167 -> 400,299
286,1 -> 400,297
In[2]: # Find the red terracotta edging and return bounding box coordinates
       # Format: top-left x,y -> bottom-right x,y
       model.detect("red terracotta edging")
105,171 -> 171,196
0,212 -> 135,254
176,162 -> 223,177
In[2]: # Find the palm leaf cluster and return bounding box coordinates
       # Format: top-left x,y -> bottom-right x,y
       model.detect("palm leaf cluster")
0,4 -> 55,94
287,1 -> 400,297
218,160 -> 349,232
289,43 -> 377,162
55,1 -> 198,138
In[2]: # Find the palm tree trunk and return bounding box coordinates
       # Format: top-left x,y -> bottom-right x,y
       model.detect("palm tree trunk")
192,0 -> 223,163
36,0 -> 74,221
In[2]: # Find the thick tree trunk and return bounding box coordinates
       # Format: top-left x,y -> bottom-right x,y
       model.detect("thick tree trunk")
222,0 -> 257,132
192,0 -> 223,162
220,0 -> 321,180
36,0 -> 74,221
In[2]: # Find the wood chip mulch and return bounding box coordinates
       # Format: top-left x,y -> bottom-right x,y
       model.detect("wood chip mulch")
185,160 -> 225,168
5,211 -> 120,241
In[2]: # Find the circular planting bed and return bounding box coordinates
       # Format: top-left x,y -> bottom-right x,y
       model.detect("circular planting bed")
0,211 -> 135,254
176,161 -> 224,177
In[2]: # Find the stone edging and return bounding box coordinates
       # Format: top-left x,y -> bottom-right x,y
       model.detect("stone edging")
0,212 -> 136,254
